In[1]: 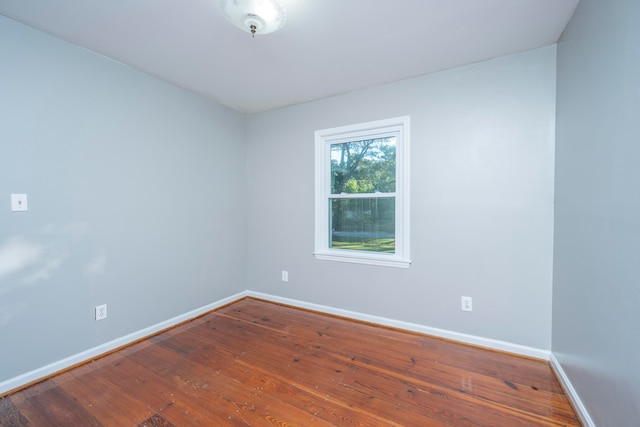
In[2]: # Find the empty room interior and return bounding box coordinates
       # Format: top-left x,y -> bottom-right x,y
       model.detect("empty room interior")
0,0 -> 638,425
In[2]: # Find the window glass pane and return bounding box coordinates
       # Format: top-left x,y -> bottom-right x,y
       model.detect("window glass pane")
330,197 -> 395,253
330,137 -> 396,194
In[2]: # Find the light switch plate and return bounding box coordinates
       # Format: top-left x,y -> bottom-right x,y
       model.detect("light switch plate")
11,194 -> 28,212
461,296 -> 473,312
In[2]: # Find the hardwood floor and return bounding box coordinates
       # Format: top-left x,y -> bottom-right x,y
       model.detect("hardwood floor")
0,298 -> 580,426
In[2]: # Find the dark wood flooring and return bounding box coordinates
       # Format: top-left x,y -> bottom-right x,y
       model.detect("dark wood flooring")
0,297 -> 580,426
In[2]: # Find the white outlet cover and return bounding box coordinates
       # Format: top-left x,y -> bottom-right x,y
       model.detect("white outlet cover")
11,194 -> 28,212
95,304 -> 108,320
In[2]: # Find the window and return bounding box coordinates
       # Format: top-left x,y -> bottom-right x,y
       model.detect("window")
314,116 -> 410,268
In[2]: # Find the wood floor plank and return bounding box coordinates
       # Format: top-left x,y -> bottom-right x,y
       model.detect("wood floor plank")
212,303 -> 578,424
184,322 -> 427,425
0,298 -> 581,426
0,396 -> 30,426
10,380 -> 102,426
138,413 -> 177,427
221,357 -> 410,427
196,305 -> 578,426
148,328 -> 402,426
224,299 -> 566,394
54,363 -> 152,425
220,299 -> 576,419
127,342 -> 339,427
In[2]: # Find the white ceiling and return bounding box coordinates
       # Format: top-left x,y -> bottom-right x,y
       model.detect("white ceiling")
0,0 -> 578,113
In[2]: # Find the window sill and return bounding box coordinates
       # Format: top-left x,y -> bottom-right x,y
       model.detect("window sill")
313,252 -> 411,268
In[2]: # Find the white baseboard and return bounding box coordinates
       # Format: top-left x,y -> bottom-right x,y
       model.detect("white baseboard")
550,353 -> 596,427
248,291 -> 551,360
0,291 -> 249,396
3,290 -> 592,426
1,290 -> 552,397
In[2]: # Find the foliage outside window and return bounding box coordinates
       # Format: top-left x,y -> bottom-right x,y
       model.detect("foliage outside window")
314,117 -> 410,268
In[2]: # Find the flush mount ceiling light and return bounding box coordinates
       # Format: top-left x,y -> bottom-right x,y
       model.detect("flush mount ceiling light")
220,0 -> 286,37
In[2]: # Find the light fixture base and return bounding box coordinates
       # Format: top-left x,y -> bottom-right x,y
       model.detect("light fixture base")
220,0 -> 286,37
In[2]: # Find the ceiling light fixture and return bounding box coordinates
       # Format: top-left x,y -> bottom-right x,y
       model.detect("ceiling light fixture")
220,0 -> 286,38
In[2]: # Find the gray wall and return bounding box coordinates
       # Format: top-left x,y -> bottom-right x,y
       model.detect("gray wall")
0,16 -> 247,382
553,0 -> 640,425
246,46 -> 557,350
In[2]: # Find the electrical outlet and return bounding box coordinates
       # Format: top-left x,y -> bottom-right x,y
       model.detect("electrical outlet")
282,270 -> 289,282
461,296 -> 472,312
95,304 -> 107,321
10,194 -> 28,212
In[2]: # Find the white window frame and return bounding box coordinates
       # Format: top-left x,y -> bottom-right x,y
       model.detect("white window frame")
314,116 -> 411,268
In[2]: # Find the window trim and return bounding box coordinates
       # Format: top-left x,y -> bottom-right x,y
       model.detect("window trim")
314,116 -> 411,268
